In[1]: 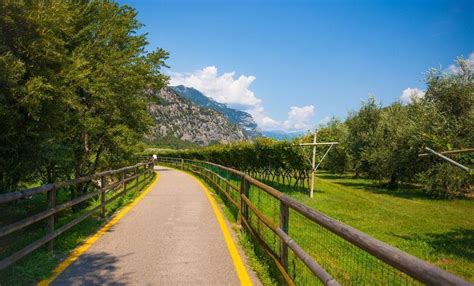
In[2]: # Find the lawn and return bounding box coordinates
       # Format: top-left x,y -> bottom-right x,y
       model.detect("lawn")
286,172 -> 473,282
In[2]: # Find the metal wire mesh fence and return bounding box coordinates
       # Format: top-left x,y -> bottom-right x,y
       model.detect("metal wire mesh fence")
156,157 -> 470,286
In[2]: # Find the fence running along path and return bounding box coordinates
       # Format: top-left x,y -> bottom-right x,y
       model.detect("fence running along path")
157,157 -> 471,286
0,161 -> 154,271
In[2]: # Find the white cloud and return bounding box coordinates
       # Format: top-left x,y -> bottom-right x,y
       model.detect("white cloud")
169,66 -> 261,107
400,87 -> 425,104
169,66 -> 315,131
447,52 -> 474,74
283,105 -> 315,130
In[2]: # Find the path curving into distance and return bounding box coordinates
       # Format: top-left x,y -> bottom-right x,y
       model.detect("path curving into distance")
45,166 -> 258,285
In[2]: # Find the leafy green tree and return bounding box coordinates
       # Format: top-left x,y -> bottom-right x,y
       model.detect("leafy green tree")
345,96 -> 381,177
0,1 -> 169,194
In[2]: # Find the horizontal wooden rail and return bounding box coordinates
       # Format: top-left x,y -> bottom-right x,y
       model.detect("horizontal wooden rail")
156,156 -> 472,286
0,163 -> 148,204
0,161 -> 154,271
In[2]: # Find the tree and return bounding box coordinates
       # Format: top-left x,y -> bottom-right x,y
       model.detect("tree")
0,1 -> 169,194
345,96 -> 381,177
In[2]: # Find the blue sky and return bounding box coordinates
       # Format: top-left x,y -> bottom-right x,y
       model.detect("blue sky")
120,0 -> 473,131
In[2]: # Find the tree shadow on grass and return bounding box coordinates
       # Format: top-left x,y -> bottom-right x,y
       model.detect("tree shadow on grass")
53,252 -> 133,286
392,228 -> 474,261
334,181 -> 431,200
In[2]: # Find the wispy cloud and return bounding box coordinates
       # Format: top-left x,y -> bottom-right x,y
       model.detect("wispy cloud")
169,66 -> 315,131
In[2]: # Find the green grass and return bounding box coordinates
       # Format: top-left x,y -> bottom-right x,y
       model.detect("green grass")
0,173 -> 155,286
252,171 -> 474,284
292,172 -> 473,281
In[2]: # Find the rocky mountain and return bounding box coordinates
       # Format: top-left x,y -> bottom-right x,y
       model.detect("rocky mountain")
147,87 -> 249,146
171,85 -> 261,138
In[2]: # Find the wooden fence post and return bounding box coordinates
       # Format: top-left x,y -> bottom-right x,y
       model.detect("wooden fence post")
238,175 -> 249,225
46,187 -> 57,252
136,166 -> 139,188
100,176 -> 106,218
122,171 -> 126,193
181,159 -> 184,170
280,201 -> 289,271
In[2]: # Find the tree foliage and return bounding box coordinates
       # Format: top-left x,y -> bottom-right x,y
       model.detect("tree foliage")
0,1 -> 169,193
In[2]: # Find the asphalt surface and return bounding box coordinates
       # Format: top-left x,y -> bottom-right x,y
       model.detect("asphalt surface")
52,166 -> 259,285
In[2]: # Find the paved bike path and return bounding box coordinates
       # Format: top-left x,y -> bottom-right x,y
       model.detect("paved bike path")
50,166 -> 257,285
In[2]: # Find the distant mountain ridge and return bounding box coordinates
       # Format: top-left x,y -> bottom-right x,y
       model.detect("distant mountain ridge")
171,85 -> 261,138
261,130 -> 306,140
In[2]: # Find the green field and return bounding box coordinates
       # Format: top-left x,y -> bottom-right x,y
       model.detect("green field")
245,171 -> 473,284
291,172 -> 473,280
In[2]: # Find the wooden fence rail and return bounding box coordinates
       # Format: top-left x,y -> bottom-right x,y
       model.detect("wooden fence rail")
156,157 -> 471,286
0,161 -> 154,271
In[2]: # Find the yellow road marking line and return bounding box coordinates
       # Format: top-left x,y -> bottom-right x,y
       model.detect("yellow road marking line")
185,170 -> 253,286
37,172 -> 160,286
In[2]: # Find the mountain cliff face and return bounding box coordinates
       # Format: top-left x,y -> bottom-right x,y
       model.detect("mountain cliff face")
148,87 -> 248,146
171,85 -> 261,138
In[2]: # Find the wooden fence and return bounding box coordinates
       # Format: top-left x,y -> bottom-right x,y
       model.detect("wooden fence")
156,157 -> 471,286
0,161 -> 154,271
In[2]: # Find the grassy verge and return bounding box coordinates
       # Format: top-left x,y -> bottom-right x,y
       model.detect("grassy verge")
0,172 -> 156,286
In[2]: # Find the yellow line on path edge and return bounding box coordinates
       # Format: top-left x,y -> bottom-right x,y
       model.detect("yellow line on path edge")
184,170 -> 253,286
37,172 -> 160,286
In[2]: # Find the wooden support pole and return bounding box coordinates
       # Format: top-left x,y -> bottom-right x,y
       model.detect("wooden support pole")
181,159 -> 184,170
46,187 -> 57,252
310,132 -> 317,198
280,201 -> 289,270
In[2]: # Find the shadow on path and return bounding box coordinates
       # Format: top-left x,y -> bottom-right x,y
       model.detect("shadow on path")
54,252 -> 133,286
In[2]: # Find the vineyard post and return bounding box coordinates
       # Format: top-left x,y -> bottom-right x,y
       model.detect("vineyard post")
310,131 -> 317,198
299,131 -> 338,198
